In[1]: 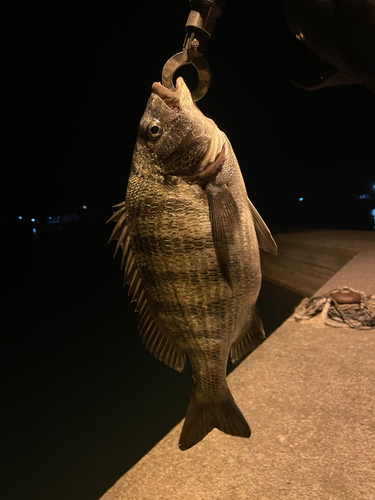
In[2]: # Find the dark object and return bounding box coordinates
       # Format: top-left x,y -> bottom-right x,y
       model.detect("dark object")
284,0 -> 375,92
290,46 -> 361,90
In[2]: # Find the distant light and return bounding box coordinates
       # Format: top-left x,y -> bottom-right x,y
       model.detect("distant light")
359,194 -> 369,200
49,216 -> 52,220
82,205 -> 87,210
18,216 -> 22,220
32,228 -> 36,234
31,218 -> 36,222
299,197 -> 304,202
371,209 -> 375,217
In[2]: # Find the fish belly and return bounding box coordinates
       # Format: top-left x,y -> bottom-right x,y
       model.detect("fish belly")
126,171 -> 261,372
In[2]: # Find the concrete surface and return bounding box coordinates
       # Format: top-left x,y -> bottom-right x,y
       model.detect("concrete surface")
314,250 -> 375,297
261,229 -> 374,296
100,230 -> 375,500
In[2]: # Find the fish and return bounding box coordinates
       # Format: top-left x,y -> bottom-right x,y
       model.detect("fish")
108,77 -> 277,450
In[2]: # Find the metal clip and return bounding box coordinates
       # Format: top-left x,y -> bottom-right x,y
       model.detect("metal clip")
162,2 -> 224,102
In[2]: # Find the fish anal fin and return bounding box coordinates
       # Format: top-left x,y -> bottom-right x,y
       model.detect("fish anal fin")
230,308 -> 265,364
206,182 -> 240,289
247,198 -> 277,255
179,383 -> 250,451
107,202 -> 186,373
139,310 -> 186,372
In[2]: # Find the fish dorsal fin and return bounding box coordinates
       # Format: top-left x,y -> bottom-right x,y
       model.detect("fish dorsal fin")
230,307 -> 265,364
107,203 -> 186,372
247,198 -> 278,255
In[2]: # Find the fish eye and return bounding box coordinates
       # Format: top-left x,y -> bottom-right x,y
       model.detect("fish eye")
147,121 -> 163,141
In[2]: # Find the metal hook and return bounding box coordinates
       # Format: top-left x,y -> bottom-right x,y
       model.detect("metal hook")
162,49 -> 211,102
161,4 -> 224,102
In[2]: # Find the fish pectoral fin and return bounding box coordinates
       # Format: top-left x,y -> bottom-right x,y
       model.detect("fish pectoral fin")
247,198 -> 278,255
179,383 -> 250,451
107,201 -> 186,373
206,182 -> 240,289
230,308 -> 265,364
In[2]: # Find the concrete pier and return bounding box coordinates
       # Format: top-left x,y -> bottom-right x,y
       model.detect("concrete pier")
100,230 -> 375,500
261,229 -> 375,296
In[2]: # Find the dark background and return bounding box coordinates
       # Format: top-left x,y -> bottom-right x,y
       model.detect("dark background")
1,1 -> 374,500
2,0 -> 374,224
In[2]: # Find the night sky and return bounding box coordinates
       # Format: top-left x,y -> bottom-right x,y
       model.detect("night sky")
3,0 -> 375,226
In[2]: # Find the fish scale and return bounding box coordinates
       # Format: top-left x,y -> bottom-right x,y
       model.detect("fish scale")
108,77 -> 277,450
130,183 -> 228,338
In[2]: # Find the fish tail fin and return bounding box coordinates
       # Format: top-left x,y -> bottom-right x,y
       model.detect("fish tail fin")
179,383 -> 250,451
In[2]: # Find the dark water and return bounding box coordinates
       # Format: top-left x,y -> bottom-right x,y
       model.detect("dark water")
1,219 -> 303,500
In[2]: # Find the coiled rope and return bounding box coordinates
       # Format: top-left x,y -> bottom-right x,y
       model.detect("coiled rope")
294,286 -> 375,330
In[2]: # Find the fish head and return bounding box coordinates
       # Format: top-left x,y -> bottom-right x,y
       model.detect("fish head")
132,77 -> 225,179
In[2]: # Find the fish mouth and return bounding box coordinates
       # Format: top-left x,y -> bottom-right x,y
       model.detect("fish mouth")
151,79 -> 183,112
152,77 -> 225,174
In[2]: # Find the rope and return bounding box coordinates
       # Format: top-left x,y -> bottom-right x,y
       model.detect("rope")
294,286 -> 375,330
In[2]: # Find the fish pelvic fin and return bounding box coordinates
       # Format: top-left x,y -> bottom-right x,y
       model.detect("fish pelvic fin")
230,307 -> 265,364
179,383 -> 251,451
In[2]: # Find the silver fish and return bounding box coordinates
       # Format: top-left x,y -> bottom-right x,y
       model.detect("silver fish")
108,77 -> 277,450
